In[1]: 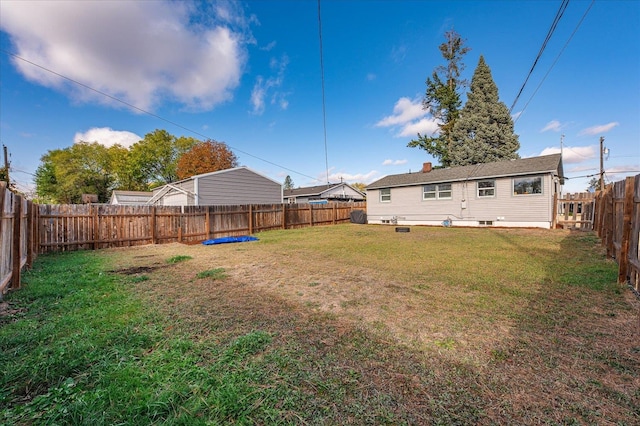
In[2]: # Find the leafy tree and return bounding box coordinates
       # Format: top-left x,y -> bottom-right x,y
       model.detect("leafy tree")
108,144 -> 149,191
408,30 -> 470,167
351,182 -> 367,193
587,177 -> 600,192
0,166 -> 18,192
283,175 -> 295,190
129,129 -> 198,186
176,140 -> 238,180
34,142 -> 115,203
449,56 -> 520,166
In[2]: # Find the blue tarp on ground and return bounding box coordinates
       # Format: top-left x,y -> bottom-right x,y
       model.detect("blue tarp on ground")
202,236 -> 259,245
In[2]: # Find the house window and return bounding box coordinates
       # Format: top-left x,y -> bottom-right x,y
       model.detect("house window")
513,176 -> 542,195
477,180 -> 495,197
380,188 -> 391,203
423,183 -> 452,200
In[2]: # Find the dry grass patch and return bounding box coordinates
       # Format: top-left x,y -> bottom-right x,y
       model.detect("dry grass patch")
102,224 -> 639,424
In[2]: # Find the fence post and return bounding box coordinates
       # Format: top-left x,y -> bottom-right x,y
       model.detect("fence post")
552,191 -> 558,228
11,193 -> 22,290
309,203 -> 313,227
332,203 -> 336,225
205,207 -> 210,240
25,201 -> 33,268
249,204 -> 253,234
0,182 -> 5,259
282,203 -> 286,230
606,186 -> 614,257
618,176 -> 634,283
150,206 -> 157,245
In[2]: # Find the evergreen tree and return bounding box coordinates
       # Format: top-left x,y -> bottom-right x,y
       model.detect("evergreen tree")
449,56 -> 520,166
408,30 -> 470,167
283,175 -> 294,190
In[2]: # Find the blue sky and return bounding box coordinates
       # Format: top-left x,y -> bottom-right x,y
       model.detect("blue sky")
1,0 -> 638,196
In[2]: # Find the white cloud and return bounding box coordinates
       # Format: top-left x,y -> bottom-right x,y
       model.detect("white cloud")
397,118 -> 440,137
376,97 -> 425,126
250,76 -> 266,114
74,127 -> 142,148
567,165 -> 597,173
313,167 -> 379,185
366,73 -> 376,81
375,97 -> 438,138
390,45 -> 407,63
382,159 -> 408,166
539,145 -> 596,164
327,170 -> 380,184
0,1 -> 250,111
250,54 -> 289,115
261,41 -> 277,51
540,120 -> 562,132
579,122 -> 620,136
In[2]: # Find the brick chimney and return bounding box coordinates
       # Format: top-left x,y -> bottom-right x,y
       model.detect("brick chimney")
422,162 -> 432,173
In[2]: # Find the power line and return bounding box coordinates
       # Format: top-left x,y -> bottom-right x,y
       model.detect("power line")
1,49 -> 321,183
317,0 -> 330,186
9,167 -> 37,177
510,0 -> 570,113
514,0 -> 594,123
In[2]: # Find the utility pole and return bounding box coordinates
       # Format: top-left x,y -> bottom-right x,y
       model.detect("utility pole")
599,136 -> 605,191
2,144 -> 9,184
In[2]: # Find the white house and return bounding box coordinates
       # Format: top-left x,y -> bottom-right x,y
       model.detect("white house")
365,154 -> 564,229
148,166 -> 283,206
283,182 -> 365,204
109,190 -> 153,205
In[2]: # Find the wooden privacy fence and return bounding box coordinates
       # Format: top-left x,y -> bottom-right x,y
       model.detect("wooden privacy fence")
36,202 -> 366,253
590,174 -> 640,290
0,182 -> 36,295
555,192 -> 595,229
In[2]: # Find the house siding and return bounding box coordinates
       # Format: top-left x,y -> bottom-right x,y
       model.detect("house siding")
196,167 -> 282,205
367,174 -> 555,228
162,192 -> 189,206
322,185 -> 365,200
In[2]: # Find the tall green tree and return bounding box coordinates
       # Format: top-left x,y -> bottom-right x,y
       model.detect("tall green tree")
449,56 -> 520,166
108,144 -> 149,191
283,175 -> 294,190
34,142 -> 115,203
129,130 -> 199,187
408,30 -> 470,167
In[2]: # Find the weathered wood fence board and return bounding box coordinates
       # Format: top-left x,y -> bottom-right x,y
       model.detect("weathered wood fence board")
556,192 -> 595,229
35,202 -> 366,253
0,182 -> 35,295
590,175 -> 640,289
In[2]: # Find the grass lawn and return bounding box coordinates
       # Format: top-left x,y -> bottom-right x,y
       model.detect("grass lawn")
1,224 -> 638,424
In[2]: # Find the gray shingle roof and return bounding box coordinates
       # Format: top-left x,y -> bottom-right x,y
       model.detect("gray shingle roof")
366,154 -> 563,190
284,183 -> 340,197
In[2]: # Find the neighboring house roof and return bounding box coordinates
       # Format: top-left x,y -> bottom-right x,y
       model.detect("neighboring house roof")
148,166 -> 283,206
110,190 -> 153,205
284,183 -> 365,199
367,154 -> 564,190
181,166 -> 282,186
147,184 -> 195,205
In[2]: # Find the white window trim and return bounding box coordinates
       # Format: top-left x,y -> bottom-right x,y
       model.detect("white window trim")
380,188 -> 391,203
477,179 -> 496,198
423,183 -> 452,200
513,175 -> 544,196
